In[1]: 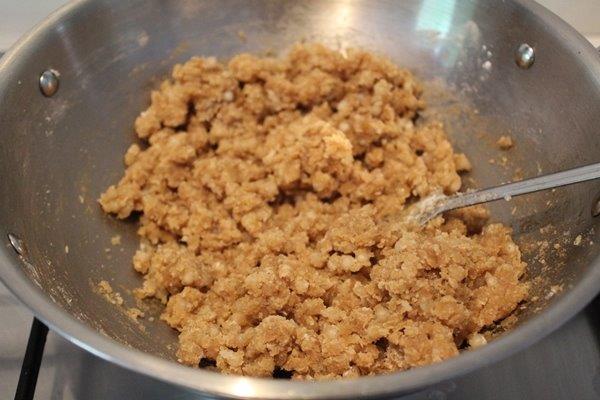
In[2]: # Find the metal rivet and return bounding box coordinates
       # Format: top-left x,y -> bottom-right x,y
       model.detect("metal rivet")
39,69 -> 59,97
592,198 -> 600,217
7,233 -> 26,256
515,43 -> 535,69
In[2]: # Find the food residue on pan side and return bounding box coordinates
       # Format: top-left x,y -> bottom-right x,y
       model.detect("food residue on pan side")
496,135 -> 514,150
97,280 -> 124,306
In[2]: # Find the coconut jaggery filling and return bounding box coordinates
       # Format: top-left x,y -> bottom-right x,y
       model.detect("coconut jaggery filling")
100,44 -> 528,379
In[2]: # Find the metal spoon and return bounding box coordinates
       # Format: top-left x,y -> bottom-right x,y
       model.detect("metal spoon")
409,162 -> 600,225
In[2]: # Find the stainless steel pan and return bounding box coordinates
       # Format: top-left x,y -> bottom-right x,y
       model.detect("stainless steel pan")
1,0 -> 600,398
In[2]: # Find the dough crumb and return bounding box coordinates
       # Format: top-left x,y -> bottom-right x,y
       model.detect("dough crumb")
111,235 -> 122,246
453,153 -> 472,172
467,333 -> 487,348
573,234 -> 582,246
97,280 -> 124,306
497,135 -> 514,150
127,307 -> 145,321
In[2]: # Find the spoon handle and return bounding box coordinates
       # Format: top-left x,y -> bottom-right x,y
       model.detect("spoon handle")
441,162 -> 600,213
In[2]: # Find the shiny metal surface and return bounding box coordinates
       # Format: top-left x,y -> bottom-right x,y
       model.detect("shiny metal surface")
7,234 -> 26,256
515,43 -> 536,69
38,69 -> 59,97
0,0 -> 600,398
418,162 -> 600,224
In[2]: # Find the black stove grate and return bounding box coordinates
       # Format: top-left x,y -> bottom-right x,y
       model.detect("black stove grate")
14,318 -> 48,400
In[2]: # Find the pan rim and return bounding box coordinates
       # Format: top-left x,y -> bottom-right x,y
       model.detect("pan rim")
1,0 -> 600,398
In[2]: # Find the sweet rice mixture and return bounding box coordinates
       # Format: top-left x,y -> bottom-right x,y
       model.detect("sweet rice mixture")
100,44 -> 528,379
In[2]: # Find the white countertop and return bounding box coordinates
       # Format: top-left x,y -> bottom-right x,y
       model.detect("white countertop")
1,1 -> 600,49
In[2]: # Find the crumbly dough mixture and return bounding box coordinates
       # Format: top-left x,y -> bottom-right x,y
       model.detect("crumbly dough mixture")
497,135 -> 514,150
100,44 -> 528,379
